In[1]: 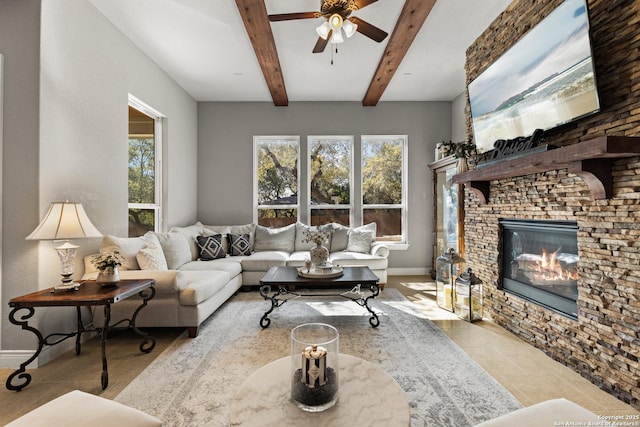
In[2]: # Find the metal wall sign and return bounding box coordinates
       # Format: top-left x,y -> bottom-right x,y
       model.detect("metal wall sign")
480,128 -> 548,167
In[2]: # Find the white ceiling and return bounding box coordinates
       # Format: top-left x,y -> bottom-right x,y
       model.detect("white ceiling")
88,0 -> 513,103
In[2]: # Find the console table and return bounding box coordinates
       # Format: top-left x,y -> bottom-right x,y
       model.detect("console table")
229,354 -> 410,426
6,279 -> 156,391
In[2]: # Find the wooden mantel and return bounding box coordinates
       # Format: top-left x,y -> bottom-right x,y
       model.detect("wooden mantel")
453,136 -> 640,204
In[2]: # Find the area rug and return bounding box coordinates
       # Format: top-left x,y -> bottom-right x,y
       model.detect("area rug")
115,289 -> 522,426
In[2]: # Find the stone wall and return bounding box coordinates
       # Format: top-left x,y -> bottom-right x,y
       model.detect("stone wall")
464,0 -> 640,408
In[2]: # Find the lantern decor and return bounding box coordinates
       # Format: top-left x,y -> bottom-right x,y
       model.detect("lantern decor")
455,268 -> 483,322
290,323 -> 339,412
435,248 -> 465,312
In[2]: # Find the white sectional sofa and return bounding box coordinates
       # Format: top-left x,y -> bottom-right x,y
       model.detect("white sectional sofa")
82,222 -> 389,337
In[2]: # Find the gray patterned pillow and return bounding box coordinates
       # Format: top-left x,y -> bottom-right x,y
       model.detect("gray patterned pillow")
228,234 -> 252,256
196,234 -> 226,260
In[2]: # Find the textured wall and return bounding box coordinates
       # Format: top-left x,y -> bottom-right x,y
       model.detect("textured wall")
464,0 -> 640,408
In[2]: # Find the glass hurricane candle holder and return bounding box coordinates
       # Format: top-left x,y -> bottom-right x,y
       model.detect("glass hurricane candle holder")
290,323 -> 339,412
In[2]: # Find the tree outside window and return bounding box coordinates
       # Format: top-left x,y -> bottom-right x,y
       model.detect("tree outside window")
255,136 -> 299,227
362,136 -> 407,242
308,136 -> 353,226
128,103 -> 161,237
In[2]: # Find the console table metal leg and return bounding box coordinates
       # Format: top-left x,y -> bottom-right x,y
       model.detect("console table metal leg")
6,307 -> 43,391
130,287 -> 156,353
100,304 -> 111,390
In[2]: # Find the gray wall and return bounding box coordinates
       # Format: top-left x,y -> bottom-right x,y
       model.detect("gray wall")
1,0 -> 198,354
197,102 -> 451,271
451,92 -> 468,143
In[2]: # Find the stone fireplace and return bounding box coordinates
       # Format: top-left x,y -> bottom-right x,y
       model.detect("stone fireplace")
500,219 -> 579,319
460,0 -> 640,410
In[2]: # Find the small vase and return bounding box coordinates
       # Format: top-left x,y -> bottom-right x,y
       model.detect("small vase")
309,243 -> 329,267
96,266 -> 120,286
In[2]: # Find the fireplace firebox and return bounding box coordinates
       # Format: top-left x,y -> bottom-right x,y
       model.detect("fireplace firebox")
500,219 -> 579,319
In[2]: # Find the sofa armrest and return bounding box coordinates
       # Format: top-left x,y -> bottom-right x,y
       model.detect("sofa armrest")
371,243 -> 389,258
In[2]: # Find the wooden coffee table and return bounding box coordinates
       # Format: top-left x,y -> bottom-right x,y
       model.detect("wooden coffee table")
258,266 -> 380,328
6,279 -> 156,391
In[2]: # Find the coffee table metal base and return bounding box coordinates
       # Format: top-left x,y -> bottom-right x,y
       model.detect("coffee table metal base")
259,284 -> 380,328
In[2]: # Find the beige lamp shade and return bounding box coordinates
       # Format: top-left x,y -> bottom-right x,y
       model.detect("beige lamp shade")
26,202 -> 102,241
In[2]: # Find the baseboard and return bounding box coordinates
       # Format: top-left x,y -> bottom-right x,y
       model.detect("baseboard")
388,267 -> 431,276
0,333 -> 89,369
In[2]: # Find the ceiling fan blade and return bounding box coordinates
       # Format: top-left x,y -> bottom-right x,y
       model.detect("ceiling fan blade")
313,32 -> 331,53
353,0 -> 379,9
349,16 -> 388,42
268,12 -> 319,22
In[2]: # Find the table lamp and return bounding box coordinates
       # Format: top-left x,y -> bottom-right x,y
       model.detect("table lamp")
26,201 -> 102,290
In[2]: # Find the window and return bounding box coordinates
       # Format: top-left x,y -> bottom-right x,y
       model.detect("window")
362,135 -> 407,242
308,136 -> 353,226
128,98 -> 163,237
254,136 -> 300,227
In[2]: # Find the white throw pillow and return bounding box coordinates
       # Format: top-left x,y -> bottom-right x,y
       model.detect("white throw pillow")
154,232 -> 192,269
294,222 -> 323,252
346,228 -> 376,254
253,223 -> 296,252
101,232 -> 160,270
136,243 -> 168,270
169,222 -> 205,261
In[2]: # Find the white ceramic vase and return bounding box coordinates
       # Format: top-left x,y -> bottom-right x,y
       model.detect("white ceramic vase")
309,243 -> 329,266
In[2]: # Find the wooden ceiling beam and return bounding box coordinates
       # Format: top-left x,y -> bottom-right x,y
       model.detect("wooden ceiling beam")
235,0 -> 289,106
362,0 -> 436,106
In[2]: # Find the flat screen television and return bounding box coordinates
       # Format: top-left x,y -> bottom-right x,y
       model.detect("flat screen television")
468,0 -> 600,154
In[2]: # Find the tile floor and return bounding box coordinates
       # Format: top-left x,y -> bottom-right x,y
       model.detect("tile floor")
0,275 -> 637,425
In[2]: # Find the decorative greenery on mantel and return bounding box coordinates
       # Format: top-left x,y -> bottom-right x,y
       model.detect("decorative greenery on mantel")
439,140 -> 478,159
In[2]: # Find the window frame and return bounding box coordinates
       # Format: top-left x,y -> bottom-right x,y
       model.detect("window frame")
361,135 -> 408,244
253,135 -> 301,225
307,135 -> 354,227
128,95 -> 164,236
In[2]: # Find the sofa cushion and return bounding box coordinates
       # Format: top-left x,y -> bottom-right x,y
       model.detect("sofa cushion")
473,398 -> 598,427
254,223 -> 296,252
136,242 -> 168,270
154,232 -> 192,269
196,234 -> 226,260
295,222 -> 323,251
101,232 -> 159,270
346,227 -> 376,253
241,251 -> 289,271
228,233 -> 252,256
177,270 -> 231,306
170,222 -> 205,261
329,251 -> 388,270
179,259 -> 242,278
323,223 -> 349,252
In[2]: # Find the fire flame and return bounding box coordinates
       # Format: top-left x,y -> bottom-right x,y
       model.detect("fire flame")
534,249 -> 579,282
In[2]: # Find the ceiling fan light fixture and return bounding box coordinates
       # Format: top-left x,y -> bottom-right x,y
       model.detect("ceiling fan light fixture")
331,29 -> 344,44
329,13 -> 343,31
316,21 -> 331,40
342,19 -> 357,38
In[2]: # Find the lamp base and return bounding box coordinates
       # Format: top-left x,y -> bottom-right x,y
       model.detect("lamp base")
52,282 -> 80,292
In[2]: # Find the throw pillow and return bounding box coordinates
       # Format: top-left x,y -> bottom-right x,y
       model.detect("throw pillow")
196,234 -> 226,260
294,222 -> 330,252
136,243 -> 168,270
228,233 -> 252,256
346,228 -> 376,254
323,223 -> 349,252
101,232 -> 160,270
154,232 -> 192,269
169,222 -> 205,261
253,223 -> 296,252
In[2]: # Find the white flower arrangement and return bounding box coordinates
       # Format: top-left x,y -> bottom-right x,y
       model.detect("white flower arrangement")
91,250 -> 125,271
302,229 -> 331,246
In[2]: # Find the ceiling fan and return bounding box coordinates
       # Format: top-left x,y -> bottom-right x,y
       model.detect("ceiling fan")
268,0 -> 389,53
